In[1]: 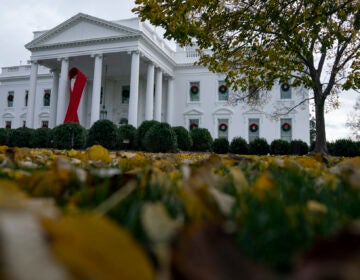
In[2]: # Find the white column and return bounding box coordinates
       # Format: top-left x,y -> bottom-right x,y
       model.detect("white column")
166,77 -> 174,125
90,54 -> 103,126
145,63 -> 155,120
56,58 -> 69,125
50,70 -> 59,128
154,68 -> 163,122
128,51 -> 140,127
26,61 -> 38,128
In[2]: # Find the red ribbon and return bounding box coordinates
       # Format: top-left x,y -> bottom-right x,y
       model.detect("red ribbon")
64,67 -> 87,123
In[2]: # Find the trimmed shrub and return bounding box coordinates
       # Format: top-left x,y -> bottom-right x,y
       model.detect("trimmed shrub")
118,124 -> 137,150
87,119 -> 118,150
30,127 -> 53,148
327,141 -> 335,155
249,138 -> 270,155
229,137 -> 248,154
0,128 -> 9,146
332,139 -> 359,157
52,122 -> 87,149
136,120 -> 160,151
172,126 -> 192,151
8,127 -> 34,147
270,139 -> 291,155
212,138 -> 229,154
290,140 -> 309,155
190,128 -> 213,152
143,122 -> 177,153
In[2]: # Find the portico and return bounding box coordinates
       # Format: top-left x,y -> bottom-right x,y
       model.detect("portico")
24,13 -> 175,129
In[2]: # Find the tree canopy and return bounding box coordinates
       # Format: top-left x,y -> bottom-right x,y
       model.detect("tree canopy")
134,0 -> 360,154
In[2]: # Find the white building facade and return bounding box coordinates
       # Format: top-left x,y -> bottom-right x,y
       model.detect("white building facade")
0,13 -> 310,144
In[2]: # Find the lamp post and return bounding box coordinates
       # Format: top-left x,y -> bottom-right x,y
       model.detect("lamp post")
100,105 -> 107,120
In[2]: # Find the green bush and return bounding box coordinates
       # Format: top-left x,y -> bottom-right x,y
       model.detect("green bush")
52,122 -> 87,150
172,126 -> 192,151
249,138 -> 270,155
229,137 -> 249,154
290,140 -> 309,155
332,139 -> 359,157
212,138 -> 229,154
30,128 -> 53,148
87,120 -> 118,150
136,120 -> 160,151
118,124 -> 137,150
143,122 -> 177,153
0,128 -> 9,146
270,139 -> 291,155
8,127 -> 34,148
190,128 -> 213,152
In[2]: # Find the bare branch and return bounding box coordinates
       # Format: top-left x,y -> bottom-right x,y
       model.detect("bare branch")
272,97 -> 315,117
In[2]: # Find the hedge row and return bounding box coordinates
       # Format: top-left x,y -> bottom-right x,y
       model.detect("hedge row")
0,121 -> 358,156
214,137 -> 310,156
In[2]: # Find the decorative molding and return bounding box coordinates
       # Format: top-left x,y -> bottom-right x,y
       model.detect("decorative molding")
212,107 -> 234,115
25,13 -> 141,51
183,108 -> 204,115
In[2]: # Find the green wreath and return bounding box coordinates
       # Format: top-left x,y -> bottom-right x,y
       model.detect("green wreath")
282,122 -> 291,131
219,123 -> 228,131
281,82 -> 290,92
219,85 -> 227,93
190,85 -> 199,94
249,123 -> 258,132
190,123 -> 198,130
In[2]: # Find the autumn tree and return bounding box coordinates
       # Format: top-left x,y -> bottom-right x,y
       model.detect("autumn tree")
134,0 -> 360,154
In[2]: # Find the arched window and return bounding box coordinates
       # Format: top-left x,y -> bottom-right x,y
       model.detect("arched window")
43,90 -> 51,106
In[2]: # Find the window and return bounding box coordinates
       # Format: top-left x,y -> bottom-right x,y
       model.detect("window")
5,121 -> 11,129
218,118 -> 229,139
218,81 -> 229,101
189,82 -> 200,102
25,90 -> 29,107
43,90 -> 51,106
189,119 -> 199,130
248,85 -> 259,101
280,82 -> 292,99
7,91 -> 14,107
248,118 -> 260,143
121,86 -> 130,104
41,121 -> 49,128
280,118 -> 292,142
22,121 -> 26,128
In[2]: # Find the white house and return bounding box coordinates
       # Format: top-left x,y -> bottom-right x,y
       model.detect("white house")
0,13 -> 310,144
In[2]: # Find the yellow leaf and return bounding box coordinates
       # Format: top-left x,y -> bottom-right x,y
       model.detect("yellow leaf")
0,179 -> 26,208
42,213 -> 155,280
86,145 -> 112,163
306,200 -> 328,214
252,172 -> 275,199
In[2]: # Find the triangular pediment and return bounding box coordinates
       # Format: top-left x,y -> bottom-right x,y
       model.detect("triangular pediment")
183,109 -> 204,115
26,13 -> 140,50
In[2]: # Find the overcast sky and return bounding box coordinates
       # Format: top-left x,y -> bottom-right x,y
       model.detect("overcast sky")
0,0 -> 358,141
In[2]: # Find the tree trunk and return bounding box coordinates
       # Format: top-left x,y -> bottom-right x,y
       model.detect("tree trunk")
313,98 -> 328,155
